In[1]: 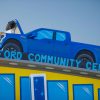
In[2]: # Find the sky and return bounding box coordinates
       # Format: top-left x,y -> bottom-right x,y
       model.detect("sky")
0,0 -> 100,45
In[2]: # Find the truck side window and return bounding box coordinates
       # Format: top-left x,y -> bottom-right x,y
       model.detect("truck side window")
56,32 -> 66,41
35,30 -> 53,40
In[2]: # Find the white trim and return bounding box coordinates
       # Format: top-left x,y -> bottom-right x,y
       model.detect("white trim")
30,74 -> 47,100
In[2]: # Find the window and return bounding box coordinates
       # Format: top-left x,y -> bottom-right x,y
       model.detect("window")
47,81 -> 68,100
98,89 -> 100,100
73,84 -> 94,100
20,77 -> 31,100
56,32 -> 66,41
0,74 -> 15,100
35,30 -> 53,40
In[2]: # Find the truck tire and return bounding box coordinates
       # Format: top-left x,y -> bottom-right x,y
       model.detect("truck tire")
76,51 -> 95,68
3,42 -> 22,52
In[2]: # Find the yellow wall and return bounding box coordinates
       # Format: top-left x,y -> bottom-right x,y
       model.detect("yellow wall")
0,66 -> 100,100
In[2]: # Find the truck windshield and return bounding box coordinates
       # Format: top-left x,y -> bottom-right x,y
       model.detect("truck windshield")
5,21 -> 20,34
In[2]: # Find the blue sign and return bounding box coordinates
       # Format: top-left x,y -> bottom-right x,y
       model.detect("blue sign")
1,50 -> 100,72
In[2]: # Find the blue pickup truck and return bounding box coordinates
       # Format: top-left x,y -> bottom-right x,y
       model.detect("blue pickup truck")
0,19 -> 100,66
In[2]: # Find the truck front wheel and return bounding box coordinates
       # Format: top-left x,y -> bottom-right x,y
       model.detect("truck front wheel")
3,43 -> 22,52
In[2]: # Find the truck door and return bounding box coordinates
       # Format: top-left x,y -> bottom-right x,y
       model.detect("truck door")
28,29 -> 54,55
53,31 -> 70,58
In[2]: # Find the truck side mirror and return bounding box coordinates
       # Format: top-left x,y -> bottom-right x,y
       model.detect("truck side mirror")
28,33 -> 37,39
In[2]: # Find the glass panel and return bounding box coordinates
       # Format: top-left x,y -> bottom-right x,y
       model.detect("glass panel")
73,84 -> 94,100
56,32 -> 66,41
35,30 -> 53,40
34,77 -> 45,100
0,74 -> 15,100
20,77 -> 31,100
47,81 -> 68,100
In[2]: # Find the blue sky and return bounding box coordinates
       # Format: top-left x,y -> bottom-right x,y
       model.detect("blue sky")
0,0 -> 100,45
